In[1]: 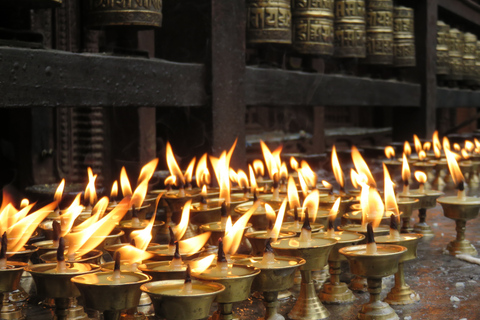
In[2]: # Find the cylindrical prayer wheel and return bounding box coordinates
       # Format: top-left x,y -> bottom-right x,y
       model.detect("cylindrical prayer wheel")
448,28 -> 464,80
292,0 -> 335,56
463,32 -> 477,81
365,0 -> 394,65
436,21 -> 450,75
334,0 -> 366,58
393,6 -> 415,67
86,0 -> 163,29
246,0 -> 292,45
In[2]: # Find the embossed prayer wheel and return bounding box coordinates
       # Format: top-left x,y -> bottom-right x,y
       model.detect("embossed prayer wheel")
246,0 -> 292,44
292,0 -> 335,55
86,0 -> 163,29
334,0 -> 366,58
436,21 -> 450,75
393,6 -> 415,67
365,0 -> 393,64
463,32 -> 477,82
447,28 -> 464,80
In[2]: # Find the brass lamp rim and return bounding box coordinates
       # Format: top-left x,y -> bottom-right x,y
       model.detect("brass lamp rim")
7,244 -> 38,256
234,200 -> 281,214
313,231 -> 365,244
26,262 -> 100,276
0,261 -> 27,270
375,234 -> 423,243
118,219 -> 164,230
234,256 -> 306,270
137,260 -> 187,273
191,196 -> 249,212
140,279 -> 225,297
147,245 -> 205,258
71,271 -> 151,287
437,195 -> 480,206
401,190 -> 444,197
271,237 -> 337,250
245,230 -> 296,240
338,244 -> 407,258
192,264 -> 260,281
40,249 -> 103,263
338,224 -> 390,234
199,221 -> 252,233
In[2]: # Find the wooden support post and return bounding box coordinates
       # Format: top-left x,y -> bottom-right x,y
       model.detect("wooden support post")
211,0 -> 246,168
138,107 -> 156,164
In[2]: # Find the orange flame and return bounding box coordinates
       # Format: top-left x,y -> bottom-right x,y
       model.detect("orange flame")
178,232 -> 211,254
237,170 -> 249,189
260,141 -> 279,180
75,197 -> 109,230
290,157 -> 299,170
165,175 -> 176,187
190,254 -> 215,274
404,141 -> 411,157
433,131 -> 442,157
120,167 -> 132,197
385,146 -> 395,159
287,176 -> 300,209
116,245 -> 154,265
328,197 -> 341,224
474,138 -> 480,149
383,164 -> 399,216
60,194 -> 84,237
461,149 -> 470,160
300,161 -> 317,188
249,165 -> 257,193
302,190 -> 319,222
184,158 -> 196,185
7,201 -> 58,253
443,136 -> 451,151
364,188 -> 384,229
351,146 -> 376,188
131,179 -> 148,208
223,201 -> 260,255
211,152 -> 231,205
138,158 -> 159,185
465,140 -> 475,153
402,153 -> 411,183
66,198 -> 130,258
297,171 -> 309,198
350,169 -> 360,189
6,203 -> 34,232
445,148 -> 464,185
414,171 -> 427,184
322,180 -> 332,190
332,145 -> 344,188
85,168 -> 97,206
196,154 -> 211,187
173,199 -> 191,240
453,143 -> 461,151
279,162 -> 288,180
413,135 -> 422,155
55,179 -> 65,203
130,211 -> 156,251
229,168 -> 238,184
272,198 -> 287,241
20,199 -> 29,209
166,142 -> 185,187
111,181 -> 118,199
253,160 -> 265,177
418,150 -> 426,161
265,203 -> 276,226
423,141 -> 431,151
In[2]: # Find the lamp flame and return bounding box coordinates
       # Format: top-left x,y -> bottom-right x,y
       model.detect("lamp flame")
190,254 -> 215,274
402,153 -> 411,183
461,149 -> 470,160
322,180 -> 332,190
165,175 -> 176,187
350,169 -> 360,189
413,135 -> 422,155
418,150 -> 426,161
351,146 -> 376,188
404,141 -> 411,157
433,131 -> 442,158
328,197 -> 341,224
20,199 -> 29,209
385,146 -> 395,159
249,165 -> 257,194
60,194 -> 84,237
85,168 -> 97,206
253,160 -> 265,177
297,171 -> 309,199
453,143 -> 461,151
75,197 -> 109,231
120,167 -> 132,197
383,164 -> 399,216
178,232 -> 211,254
414,171 -> 427,184
364,188 -> 384,229
166,142 -> 185,187
445,147 -> 464,186
130,212 -> 156,251
55,179 -> 65,203
465,141 -> 474,153
211,153 -> 231,206
115,245 -> 154,265
131,179 -> 148,208
300,161 -> 317,188
332,145 -> 344,188
111,181 -> 118,199
271,198 -> 287,241
290,157 -> 299,170
442,137 -> 451,151
229,168 -> 238,185
279,162 -> 288,180
423,141 -> 431,151
265,203 -> 276,226
302,190 -> 319,222
196,154 -> 211,187
172,199 -> 191,240
237,170 -> 249,189
184,158 -> 196,186
223,201 -> 260,255
287,176 -> 300,209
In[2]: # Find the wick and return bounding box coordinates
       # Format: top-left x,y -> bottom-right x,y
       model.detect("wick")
182,265 -> 193,294
366,223 -> 377,254
299,210 -> 312,243
56,237 -> 67,273
327,219 -> 336,238
0,232 -> 8,270
113,252 -> 121,284
457,181 -> 466,200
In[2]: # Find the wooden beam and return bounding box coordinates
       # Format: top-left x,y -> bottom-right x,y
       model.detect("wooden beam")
211,0 -> 246,168
0,47 -> 206,107
438,0 -> 480,27
437,88 -> 480,108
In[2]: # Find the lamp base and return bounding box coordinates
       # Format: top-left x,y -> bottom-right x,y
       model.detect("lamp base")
358,300 -> 399,320
349,276 -> 368,292
413,222 -> 434,236
319,282 -> 356,304
446,239 -> 478,256
385,283 -> 420,305
288,279 -> 329,320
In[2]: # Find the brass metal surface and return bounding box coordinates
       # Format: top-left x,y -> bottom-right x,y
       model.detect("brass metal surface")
246,0 -> 292,45
245,231 -> 296,256
141,280 -> 225,320
137,261 -> 186,282
463,32 -> 477,81
40,249 -> 103,264
447,28 -> 465,80
334,0 -> 366,58
436,21 -> 450,75
397,197 -> 419,233
292,0 -> 335,55
365,0 -> 393,64
393,6 -> 415,67
0,262 -> 27,293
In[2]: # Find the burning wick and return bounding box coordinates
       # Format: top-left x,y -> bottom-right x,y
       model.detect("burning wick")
56,237 -> 67,273
0,232 -> 8,270
272,173 -> 280,201
261,238 -> 275,266
181,265 -> 193,294
266,219 -> 274,239
253,190 -> 258,202
200,196 -> 208,211
220,202 -> 229,227
168,227 -> 176,255
113,252 -> 121,284
131,205 -> 141,227
52,220 -> 61,248
389,214 -> 400,241
299,210 -> 312,243
403,176 -> 409,195
418,180 -> 425,193
457,181 -> 466,200
366,223 -> 377,254
327,219 -> 336,238
293,207 -> 301,229
170,242 -> 183,270
215,238 -> 228,276
178,179 -> 186,198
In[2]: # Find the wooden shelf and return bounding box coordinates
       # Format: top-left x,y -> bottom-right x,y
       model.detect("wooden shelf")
438,0 -> 480,27
437,87 -> 480,108
0,47 -> 207,108
245,67 -> 421,107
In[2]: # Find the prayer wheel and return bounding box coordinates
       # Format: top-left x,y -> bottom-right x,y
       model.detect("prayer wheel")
292,0 -> 335,56
447,28 -> 464,80
365,0 -> 393,65
436,21 -> 450,75
246,0 -> 292,45
463,32 -> 477,82
86,0 -> 163,29
393,6 -> 415,67
334,0 -> 366,58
